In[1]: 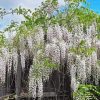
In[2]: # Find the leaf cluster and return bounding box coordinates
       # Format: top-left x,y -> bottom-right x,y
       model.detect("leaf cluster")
70,40 -> 96,56
73,84 -> 100,100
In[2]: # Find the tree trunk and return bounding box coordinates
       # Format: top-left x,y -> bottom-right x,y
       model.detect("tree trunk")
23,54 -> 33,92
22,39 -> 33,93
64,52 -> 73,100
5,64 -> 9,95
10,58 -> 15,93
16,48 -> 22,100
5,62 -> 10,94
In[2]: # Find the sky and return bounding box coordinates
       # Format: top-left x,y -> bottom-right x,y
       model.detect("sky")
0,0 -> 65,30
0,0 -> 100,31
86,0 -> 100,14
0,0 -> 45,30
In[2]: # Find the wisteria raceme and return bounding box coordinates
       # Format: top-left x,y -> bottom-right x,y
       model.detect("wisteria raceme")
85,56 -> 92,83
75,56 -> 86,83
71,65 -> 79,92
29,66 -> 43,98
0,23 -> 100,98
0,57 -> 5,83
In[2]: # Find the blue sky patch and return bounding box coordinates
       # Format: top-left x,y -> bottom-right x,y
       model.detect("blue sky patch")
86,0 -> 100,14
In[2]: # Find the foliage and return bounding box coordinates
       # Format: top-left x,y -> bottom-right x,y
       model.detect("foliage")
96,33 -> 100,40
0,32 -> 5,47
32,48 -> 59,78
70,40 -> 96,57
32,57 -> 58,79
96,60 -> 100,67
73,84 -> 100,100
